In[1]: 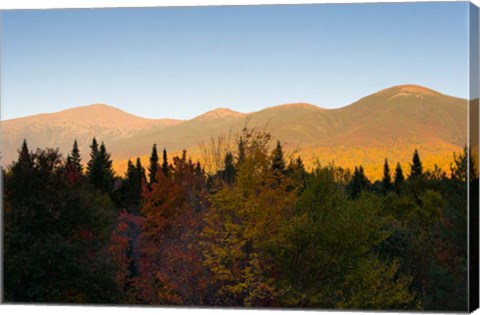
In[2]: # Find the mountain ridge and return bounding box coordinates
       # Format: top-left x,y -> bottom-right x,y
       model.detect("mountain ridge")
3,84 -> 463,123
1,85 -> 469,179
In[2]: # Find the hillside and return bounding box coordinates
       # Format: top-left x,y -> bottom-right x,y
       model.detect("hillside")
1,85 -> 469,178
1,104 -> 183,165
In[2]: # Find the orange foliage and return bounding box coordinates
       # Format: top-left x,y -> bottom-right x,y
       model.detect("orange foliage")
111,155 -> 211,305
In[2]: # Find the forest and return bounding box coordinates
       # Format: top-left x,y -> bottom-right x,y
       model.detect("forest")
2,128 -> 476,311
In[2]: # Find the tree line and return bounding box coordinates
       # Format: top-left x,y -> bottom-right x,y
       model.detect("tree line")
3,128 -> 476,310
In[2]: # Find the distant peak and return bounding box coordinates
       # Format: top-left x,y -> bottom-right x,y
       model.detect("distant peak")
83,103 -> 119,110
270,102 -> 323,110
377,84 -> 438,97
62,103 -> 121,112
395,85 -> 438,95
194,107 -> 245,120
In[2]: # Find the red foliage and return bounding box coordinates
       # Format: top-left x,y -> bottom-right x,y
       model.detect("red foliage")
111,158 -> 211,305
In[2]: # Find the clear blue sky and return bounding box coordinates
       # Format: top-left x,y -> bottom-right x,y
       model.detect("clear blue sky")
1,2 -> 471,120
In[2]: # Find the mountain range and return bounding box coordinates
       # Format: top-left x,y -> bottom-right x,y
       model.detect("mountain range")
1,85 -> 469,179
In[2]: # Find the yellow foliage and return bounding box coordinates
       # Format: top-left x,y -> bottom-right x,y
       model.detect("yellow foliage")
113,143 -> 462,181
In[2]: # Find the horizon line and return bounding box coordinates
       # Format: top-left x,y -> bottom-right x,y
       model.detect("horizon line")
1,83 -> 468,122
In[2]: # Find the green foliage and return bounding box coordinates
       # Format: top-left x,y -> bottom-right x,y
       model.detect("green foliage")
394,162 -> 405,191
201,129 -> 296,306
348,165 -> 370,198
222,151 -> 236,184
382,158 -> 392,193
4,136 -> 470,311
450,145 -> 477,183
270,167 -> 415,309
87,141 -> 115,193
162,147 -> 169,176
271,140 -> 286,173
286,156 -> 307,193
116,158 -> 145,214
68,140 -> 83,173
4,145 -> 119,303
409,149 -> 423,179
148,144 -> 159,184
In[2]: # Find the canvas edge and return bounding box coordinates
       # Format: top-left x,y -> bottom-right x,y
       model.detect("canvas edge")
469,1 -> 480,313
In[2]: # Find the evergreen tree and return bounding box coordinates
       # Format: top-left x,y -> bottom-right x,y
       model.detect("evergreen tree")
382,158 -> 392,193
148,144 -> 159,184
348,166 -> 370,198
126,160 -> 135,181
117,158 -> 145,214
99,142 -> 115,187
9,140 -> 35,200
162,147 -> 169,176
88,142 -> 115,193
271,140 -> 286,173
136,157 -> 146,184
394,162 -> 405,191
409,149 -> 423,179
287,156 -> 307,192
123,158 -> 145,212
86,137 -> 99,175
124,160 -> 136,196
223,151 -> 236,184
4,147 -> 118,303
15,140 -> 34,173
66,140 -> 83,174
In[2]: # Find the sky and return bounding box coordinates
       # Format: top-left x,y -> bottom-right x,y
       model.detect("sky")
1,2 -> 472,120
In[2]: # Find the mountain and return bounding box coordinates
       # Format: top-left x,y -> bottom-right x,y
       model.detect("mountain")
331,85 -> 466,146
1,85 -> 468,178
193,108 -> 246,121
1,104 -> 183,166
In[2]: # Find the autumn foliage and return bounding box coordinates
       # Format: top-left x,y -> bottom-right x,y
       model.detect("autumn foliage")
3,132 -> 475,311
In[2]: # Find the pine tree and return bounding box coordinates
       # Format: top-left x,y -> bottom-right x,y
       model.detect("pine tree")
382,158 -> 392,193
287,156 -> 307,192
16,140 -> 34,172
66,154 -> 72,168
67,140 -> 83,173
136,157 -> 146,184
271,140 -> 286,173
86,137 -> 99,176
99,142 -> 114,183
126,159 -> 135,180
162,147 -> 169,176
124,160 -> 136,194
5,147 -> 118,303
119,158 -> 144,213
223,151 -> 236,184
394,162 -> 405,191
348,165 -> 370,198
148,144 -> 159,184
10,140 -> 35,193
88,141 -> 115,193
409,149 -> 423,179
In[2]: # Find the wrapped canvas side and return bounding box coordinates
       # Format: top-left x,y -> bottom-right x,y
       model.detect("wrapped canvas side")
469,2 -> 480,312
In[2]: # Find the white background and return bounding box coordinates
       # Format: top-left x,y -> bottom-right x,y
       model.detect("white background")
0,0 -> 479,314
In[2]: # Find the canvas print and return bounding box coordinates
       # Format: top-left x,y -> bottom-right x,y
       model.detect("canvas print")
1,1 -> 479,312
